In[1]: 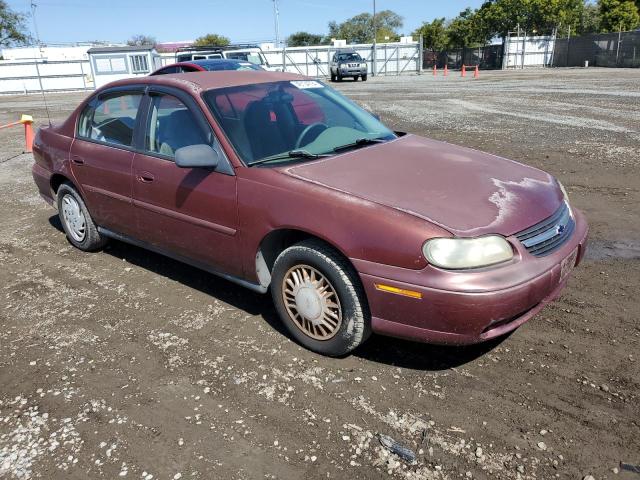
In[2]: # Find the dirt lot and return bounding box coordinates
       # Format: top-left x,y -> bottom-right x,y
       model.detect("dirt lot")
1,68 -> 639,480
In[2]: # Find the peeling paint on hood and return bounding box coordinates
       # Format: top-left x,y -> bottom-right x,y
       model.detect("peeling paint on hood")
285,134 -> 563,237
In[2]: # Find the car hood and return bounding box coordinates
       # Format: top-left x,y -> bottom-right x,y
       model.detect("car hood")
283,134 -> 563,237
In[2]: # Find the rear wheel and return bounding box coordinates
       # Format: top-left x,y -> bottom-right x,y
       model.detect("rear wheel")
271,239 -> 371,356
57,182 -> 107,251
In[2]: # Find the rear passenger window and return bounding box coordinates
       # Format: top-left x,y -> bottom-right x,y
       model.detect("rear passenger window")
79,93 -> 142,147
145,94 -> 209,159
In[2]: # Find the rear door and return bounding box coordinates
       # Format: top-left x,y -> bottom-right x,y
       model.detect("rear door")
70,88 -> 144,236
131,87 -> 241,276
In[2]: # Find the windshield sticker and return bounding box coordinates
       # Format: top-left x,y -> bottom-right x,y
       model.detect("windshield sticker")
290,80 -> 324,89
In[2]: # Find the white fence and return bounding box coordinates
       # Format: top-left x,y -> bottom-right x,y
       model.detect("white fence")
0,41 -> 421,94
262,42 -> 421,77
503,35 -> 556,68
0,59 -> 92,94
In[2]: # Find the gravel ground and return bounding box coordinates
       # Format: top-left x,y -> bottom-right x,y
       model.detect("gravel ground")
1,68 -> 639,480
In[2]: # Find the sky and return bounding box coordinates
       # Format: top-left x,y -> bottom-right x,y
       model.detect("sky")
8,0 -> 485,45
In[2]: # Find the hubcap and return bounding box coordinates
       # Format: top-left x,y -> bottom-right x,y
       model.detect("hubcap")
61,194 -> 86,242
282,264 -> 342,341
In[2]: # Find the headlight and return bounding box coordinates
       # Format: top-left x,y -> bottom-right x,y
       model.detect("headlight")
423,236 -> 514,270
557,180 -> 573,217
361,63 -> 367,68
558,181 -> 569,201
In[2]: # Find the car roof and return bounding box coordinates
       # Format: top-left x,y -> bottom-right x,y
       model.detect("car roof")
105,71 -> 308,93
189,59 -> 255,66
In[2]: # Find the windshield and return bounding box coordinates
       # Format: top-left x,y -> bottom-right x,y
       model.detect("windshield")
226,51 -> 264,65
337,53 -> 362,62
204,80 -> 394,165
202,61 -> 261,71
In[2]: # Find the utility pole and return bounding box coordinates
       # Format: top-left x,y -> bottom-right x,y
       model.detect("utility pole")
616,23 -> 622,66
29,1 -> 52,124
30,1 -> 42,47
372,0 -> 377,77
272,0 -> 280,47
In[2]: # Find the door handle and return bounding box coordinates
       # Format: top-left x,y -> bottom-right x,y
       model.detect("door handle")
71,155 -> 85,165
136,171 -> 155,183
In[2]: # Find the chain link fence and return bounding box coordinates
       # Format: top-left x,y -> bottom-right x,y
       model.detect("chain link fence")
422,45 -> 504,70
553,31 -> 640,68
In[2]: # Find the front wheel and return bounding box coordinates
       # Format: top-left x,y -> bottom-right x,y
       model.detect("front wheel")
362,74 -> 368,81
330,72 -> 336,82
271,240 -> 371,356
57,182 -> 107,251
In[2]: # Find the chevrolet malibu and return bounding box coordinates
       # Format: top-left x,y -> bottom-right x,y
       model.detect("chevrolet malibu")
31,72 -> 588,357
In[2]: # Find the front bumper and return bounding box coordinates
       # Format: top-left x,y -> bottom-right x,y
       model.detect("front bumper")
340,67 -> 366,76
354,208 -> 589,345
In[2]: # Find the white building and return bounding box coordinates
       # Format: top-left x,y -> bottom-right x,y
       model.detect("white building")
87,45 -> 162,88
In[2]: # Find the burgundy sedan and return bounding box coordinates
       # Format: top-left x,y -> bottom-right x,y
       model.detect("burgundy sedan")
31,72 -> 588,356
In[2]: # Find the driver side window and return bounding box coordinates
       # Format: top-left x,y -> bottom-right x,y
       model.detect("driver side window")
145,94 -> 209,159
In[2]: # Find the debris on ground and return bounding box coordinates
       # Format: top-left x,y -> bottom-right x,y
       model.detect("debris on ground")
378,434 -> 416,463
620,462 -> 640,474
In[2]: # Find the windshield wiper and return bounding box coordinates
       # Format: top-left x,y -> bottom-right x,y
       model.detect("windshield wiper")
333,137 -> 388,153
248,149 -> 332,167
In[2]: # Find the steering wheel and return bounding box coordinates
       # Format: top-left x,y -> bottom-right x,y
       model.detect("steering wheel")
295,123 -> 328,149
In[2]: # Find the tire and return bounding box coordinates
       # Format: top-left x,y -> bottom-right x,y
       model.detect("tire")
362,74 -> 368,81
336,72 -> 343,82
330,72 -> 336,82
57,182 -> 107,252
271,239 -> 371,357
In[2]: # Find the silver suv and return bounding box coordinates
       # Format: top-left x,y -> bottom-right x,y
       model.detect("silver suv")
330,51 -> 368,82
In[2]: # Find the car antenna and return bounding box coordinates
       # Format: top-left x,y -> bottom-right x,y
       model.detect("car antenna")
30,1 -> 52,126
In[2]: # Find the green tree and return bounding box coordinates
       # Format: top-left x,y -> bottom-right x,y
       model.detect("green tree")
447,7 -> 491,48
127,34 -> 156,47
476,0 -> 583,38
0,1 -> 29,46
287,31 -> 323,47
327,10 -> 403,43
578,2 -> 601,34
413,17 -> 449,51
598,0 -> 640,31
193,33 -> 230,47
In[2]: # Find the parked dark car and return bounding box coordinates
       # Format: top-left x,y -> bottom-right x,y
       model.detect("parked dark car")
32,71 -> 588,357
151,59 -> 264,75
330,51 -> 368,82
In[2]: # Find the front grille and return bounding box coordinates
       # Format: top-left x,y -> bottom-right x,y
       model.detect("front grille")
515,202 -> 574,257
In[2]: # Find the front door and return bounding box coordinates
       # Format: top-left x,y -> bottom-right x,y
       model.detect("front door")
132,90 -> 240,276
70,89 -> 143,236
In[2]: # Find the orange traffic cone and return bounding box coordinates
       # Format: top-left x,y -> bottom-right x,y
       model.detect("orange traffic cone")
20,114 -> 34,153
433,64 -> 437,76
473,65 -> 480,78
461,65 -> 466,77
444,64 -> 449,76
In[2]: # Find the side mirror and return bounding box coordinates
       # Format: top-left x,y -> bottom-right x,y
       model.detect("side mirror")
175,144 -> 219,169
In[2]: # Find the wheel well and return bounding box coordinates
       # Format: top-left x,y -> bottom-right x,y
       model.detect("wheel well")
256,229 -> 358,286
50,174 -> 71,196
259,229 -> 314,273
